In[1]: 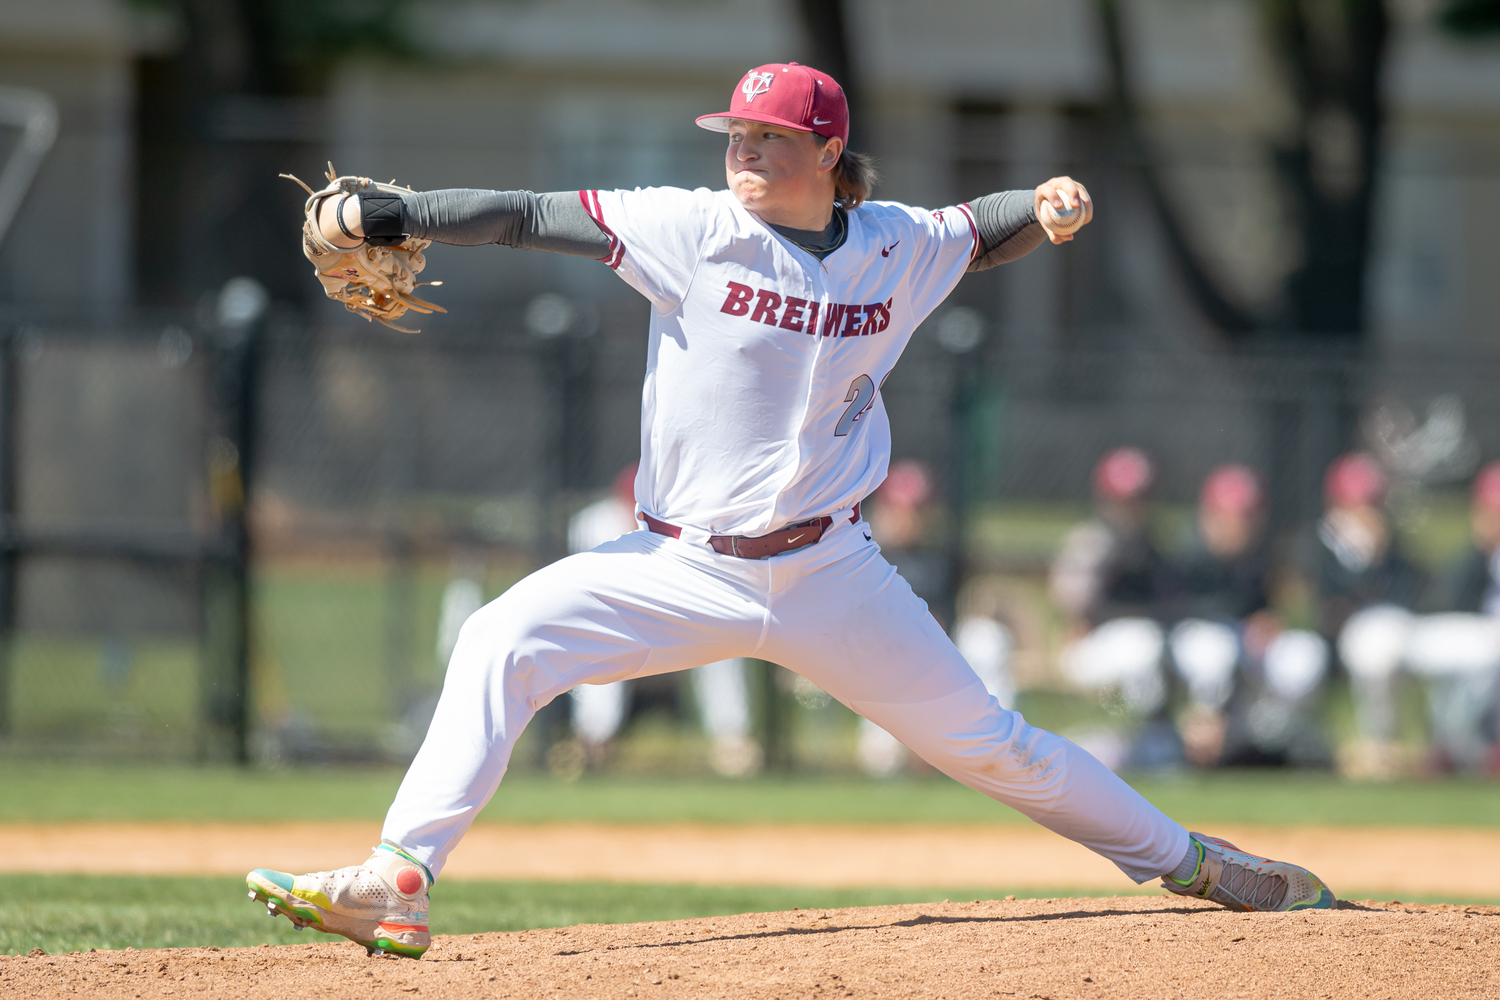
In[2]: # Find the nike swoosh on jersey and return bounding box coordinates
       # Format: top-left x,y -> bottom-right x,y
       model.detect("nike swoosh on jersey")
880,240 -> 900,257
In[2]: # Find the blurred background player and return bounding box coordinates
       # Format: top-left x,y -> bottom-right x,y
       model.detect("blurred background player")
1168,465 -> 1329,768
1053,447 -> 1179,770
1315,452 -> 1425,638
865,460 -> 947,615
1314,452 -> 1425,775
1167,464 -> 1270,767
562,464 -> 641,764
1406,460 -> 1500,773
564,464 -> 762,776
1173,464 -> 1271,627
1052,447 -> 1171,630
434,553 -> 487,734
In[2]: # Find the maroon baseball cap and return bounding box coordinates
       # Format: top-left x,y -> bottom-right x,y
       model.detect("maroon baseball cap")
1324,452 -> 1387,508
1093,447 -> 1154,501
695,62 -> 849,145
1201,464 -> 1264,516
1474,460 -> 1500,510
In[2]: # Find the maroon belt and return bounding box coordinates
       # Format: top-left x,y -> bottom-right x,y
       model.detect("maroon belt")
640,503 -> 861,560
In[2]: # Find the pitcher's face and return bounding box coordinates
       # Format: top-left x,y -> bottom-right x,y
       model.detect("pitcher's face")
724,119 -> 840,217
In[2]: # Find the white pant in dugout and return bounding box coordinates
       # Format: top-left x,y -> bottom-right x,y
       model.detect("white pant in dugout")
383,518 -> 1190,882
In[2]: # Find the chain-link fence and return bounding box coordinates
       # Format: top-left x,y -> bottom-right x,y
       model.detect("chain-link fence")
2,297 -> 1497,767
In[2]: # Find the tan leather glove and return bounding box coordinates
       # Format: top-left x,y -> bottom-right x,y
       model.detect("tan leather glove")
282,164 -> 445,333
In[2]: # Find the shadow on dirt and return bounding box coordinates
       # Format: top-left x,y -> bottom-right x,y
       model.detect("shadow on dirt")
555,903 -> 1225,955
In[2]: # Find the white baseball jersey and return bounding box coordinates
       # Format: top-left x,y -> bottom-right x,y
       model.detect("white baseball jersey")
385,183 -> 1193,892
581,186 -> 978,537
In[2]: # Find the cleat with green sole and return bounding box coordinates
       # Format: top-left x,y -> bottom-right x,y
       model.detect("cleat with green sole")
246,844 -> 432,959
1162,832 -> 1335,912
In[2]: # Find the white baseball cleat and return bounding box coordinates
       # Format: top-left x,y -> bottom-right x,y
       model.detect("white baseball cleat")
1161,833 -> 1335,912
246,843 -> 432,958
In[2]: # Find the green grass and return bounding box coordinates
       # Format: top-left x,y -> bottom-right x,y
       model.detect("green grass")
6,638 -> 201,754
5,873 -> 1491,956
0,553 -> 1450,769
2,765 -> 1498,827
0,874 -> 1155,956
3,559 -> 535,753
7,496 -> 1479,757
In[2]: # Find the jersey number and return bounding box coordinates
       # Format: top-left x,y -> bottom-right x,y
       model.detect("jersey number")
834,374 -> 876,437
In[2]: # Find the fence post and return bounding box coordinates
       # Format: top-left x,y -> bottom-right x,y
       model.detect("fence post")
226,315 -> 261,764
0,328 -> 16,737
758,660 -> 792,773
202,290 -> 266,764
944,351 -> 981,628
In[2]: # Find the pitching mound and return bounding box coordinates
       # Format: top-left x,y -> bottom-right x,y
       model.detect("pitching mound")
7,896 -> 1497,999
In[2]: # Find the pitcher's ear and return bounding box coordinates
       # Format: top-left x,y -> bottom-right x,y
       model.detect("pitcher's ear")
821,136 -> 844,171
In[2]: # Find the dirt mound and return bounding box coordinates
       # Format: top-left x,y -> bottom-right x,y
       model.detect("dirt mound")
6,896 -> 1497,999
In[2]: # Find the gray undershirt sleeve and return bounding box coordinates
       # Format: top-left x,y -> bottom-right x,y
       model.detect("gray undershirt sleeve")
395,189 -> 613,259
389,187 -> 1041,268
967,190 -> 1046,272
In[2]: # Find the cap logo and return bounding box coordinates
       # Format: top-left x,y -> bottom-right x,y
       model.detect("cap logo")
740,71 -> 775,103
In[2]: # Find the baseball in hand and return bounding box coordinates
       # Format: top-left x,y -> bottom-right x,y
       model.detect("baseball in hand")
1040,198 -> 1085,236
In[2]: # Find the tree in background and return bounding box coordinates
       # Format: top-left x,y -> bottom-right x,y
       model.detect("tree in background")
134,0 -> 416,306
1098,1 -> 1500,524
1099,0 -> 1500,341
793,0 -> 865,145
1441,0 -> 1500,34
1098,0 -> 1388,340
141,0 -> 1500,319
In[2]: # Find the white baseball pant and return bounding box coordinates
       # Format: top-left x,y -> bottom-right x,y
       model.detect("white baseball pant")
382,516 -> 1190,881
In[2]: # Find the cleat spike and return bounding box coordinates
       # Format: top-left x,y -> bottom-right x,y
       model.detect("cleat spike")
248,891 -> 257,899
247,856 -> 429,959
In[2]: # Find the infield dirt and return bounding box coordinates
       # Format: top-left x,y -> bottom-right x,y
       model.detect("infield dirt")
7,896 -> 1496,999
7,821 -> 1500,897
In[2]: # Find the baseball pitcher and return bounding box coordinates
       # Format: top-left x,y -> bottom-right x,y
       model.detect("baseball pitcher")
251,62 -> 1334,959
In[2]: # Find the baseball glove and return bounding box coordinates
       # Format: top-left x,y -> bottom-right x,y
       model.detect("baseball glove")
281,164 -> 445,333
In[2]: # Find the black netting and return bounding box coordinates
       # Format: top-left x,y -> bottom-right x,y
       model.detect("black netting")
2,307 -> 1496,765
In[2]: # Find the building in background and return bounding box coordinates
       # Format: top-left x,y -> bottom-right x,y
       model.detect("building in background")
5,1 -> 1500,508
